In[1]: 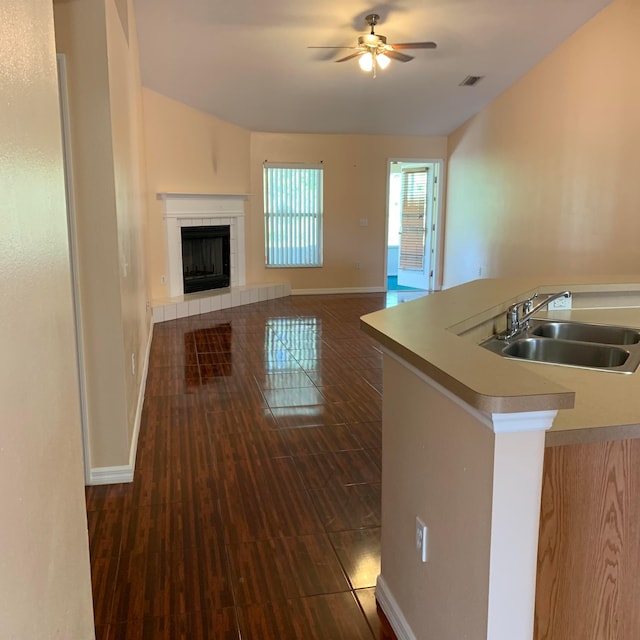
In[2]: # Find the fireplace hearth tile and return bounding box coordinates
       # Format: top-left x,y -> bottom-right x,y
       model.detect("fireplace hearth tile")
152,306 -> 164,323
151,284 -> 290,324
176,302 -> 190,319
200,298 -> 213,314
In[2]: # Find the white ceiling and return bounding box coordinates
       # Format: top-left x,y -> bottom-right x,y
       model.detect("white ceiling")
133,0 -> 612,136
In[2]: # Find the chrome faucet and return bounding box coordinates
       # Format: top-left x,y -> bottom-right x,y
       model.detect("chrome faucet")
499,291 -> 571,340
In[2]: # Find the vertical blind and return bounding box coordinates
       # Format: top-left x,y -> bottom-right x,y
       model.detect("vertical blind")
399,168 -> 429,271
263,163 -> 323,267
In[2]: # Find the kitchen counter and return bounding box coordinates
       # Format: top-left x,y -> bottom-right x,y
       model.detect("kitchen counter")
362,275 -> 640,640
361,276 -> 640,445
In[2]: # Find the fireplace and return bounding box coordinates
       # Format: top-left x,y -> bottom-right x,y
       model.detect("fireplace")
159,193 -> 247,298
155,194 -> 291,322
181,225 -> 230,293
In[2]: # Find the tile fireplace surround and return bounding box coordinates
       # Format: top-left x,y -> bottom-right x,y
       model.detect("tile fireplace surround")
153,193 -> 290,323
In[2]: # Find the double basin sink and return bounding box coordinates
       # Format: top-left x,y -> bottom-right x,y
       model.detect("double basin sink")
481,319 -> 640,374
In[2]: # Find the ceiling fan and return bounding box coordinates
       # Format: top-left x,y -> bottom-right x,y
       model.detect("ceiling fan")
310,14 -> 437,77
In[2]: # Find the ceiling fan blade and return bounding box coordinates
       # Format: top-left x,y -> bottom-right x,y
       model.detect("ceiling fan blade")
335,51 -> 365,63
385,50 -> 414,63
307,46 -> 358,49
391,42 -> 437,50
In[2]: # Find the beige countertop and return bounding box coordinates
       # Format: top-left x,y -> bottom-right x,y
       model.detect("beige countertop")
360,276 -> 640,445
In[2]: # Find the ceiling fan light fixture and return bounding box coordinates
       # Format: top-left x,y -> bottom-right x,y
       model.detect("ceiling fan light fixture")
314,13 -> 436,76
377,53 -> 391,69
359,51 -> 373,72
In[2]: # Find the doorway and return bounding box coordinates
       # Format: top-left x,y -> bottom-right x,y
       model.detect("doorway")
386,160 -> 443,292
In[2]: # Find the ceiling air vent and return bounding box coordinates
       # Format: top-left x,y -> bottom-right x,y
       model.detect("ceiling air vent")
459,75 -> 484,87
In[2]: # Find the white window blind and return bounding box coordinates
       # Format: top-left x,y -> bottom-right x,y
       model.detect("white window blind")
399,168 -> 429,271
264,163 -> 323,267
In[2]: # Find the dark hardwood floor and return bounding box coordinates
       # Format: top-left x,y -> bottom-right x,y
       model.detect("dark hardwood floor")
86,293 -> 405,639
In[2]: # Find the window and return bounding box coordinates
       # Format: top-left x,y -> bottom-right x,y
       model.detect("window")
399,167 -> 429,271
263,163 -> 323,267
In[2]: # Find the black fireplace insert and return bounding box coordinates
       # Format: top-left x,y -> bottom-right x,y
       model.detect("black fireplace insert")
181,225 -> 230,294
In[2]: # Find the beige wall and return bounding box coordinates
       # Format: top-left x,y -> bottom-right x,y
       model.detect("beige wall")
54,0 -> 150,469
105,0 -> 150,446
139,91 -> 446,297
248,133 -> 447,291
141,88 -> 251,300
0,0 -> 94,636
444,0 -> 640,288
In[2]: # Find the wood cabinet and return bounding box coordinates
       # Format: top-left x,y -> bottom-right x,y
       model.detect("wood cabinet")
535,439 -> 640,639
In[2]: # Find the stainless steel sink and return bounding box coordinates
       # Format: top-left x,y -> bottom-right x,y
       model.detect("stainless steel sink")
502,338 -> 629,369
530,320 -> 640,345
481,319 -> 640,373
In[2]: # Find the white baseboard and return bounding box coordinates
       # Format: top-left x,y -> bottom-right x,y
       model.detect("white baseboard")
129,318 -> 153,469
291,286 -> 386,295
88,318 -> 153,486
376,575 -> 417,640
89,464 -> 133,485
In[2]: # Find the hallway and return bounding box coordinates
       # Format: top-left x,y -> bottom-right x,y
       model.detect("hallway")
86,293 -> 400,639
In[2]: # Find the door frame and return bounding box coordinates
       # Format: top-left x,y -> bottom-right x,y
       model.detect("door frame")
385,158 -> 446,292
57,54 -> 92,483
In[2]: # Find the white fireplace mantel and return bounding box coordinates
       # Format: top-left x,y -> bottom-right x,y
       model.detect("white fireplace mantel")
158,193 -> 248,297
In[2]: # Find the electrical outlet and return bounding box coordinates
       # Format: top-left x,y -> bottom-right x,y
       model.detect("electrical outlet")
355,261 -> 361,269
548,294 -> 572,310
415,517 -> 428,563
359,218 -> 369,227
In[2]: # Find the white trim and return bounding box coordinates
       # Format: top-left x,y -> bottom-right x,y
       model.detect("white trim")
158,192 -> 248,215
375,575 -> 417,640
128,319 -> 153,469
291,286 -> 386,295
386,157 -> 446,292
491,410 -> 557,433
432,159 -> 446,291
57,54 -> 93,484
486,429 -> 547,640
88,319 -> 153,486
382,347 -> 558,431
89,465 -> 133,485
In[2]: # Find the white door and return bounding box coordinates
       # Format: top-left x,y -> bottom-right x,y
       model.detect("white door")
397,165 -> 436,290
